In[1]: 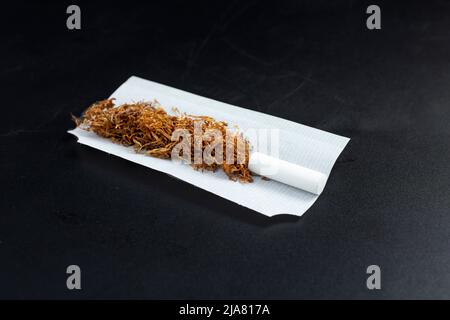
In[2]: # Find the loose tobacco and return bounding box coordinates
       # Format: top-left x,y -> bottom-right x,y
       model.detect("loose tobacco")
73,99 -> 253,183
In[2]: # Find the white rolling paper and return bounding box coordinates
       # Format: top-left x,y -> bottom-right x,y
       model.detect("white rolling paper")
68,76 -> 350,217
248,152 -> 327,195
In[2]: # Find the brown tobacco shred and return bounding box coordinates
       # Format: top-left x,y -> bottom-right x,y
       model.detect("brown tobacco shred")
74,99 -> 253,183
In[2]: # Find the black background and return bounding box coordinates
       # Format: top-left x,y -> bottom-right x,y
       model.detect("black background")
1,0 -> 450,299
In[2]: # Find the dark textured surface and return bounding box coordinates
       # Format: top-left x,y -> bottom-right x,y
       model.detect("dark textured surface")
1,0 -> 450,299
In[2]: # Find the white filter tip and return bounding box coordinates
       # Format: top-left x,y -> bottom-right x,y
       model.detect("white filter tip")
248,152 -> 328,195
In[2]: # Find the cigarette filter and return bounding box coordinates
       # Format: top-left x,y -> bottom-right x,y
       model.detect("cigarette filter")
249,152 -> 327,195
